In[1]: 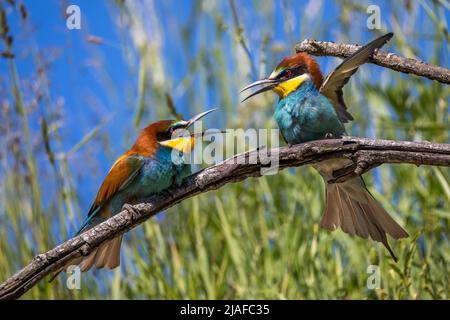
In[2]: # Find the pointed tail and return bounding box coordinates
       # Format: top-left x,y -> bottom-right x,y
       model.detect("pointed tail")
320,177 -> 408,261
49,235 -> 123,282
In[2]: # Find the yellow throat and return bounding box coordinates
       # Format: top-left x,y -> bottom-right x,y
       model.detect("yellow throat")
272,73 -> 310,98
159,136 -> 196,154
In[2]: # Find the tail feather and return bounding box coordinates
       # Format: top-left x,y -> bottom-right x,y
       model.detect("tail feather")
95,241 -> 111,269
85,235 -> 123,270
97,235 -> 123,269
321,177 -> 408,261
49,236 -> 123,282
80,248 -> 98,272
335,186 -> 356,235
345,192 -> 370,238
365,196 -> 408,239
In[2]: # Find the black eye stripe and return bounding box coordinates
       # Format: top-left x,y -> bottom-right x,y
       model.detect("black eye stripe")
292,65 -> 306,75
156,131 -> 172,141
277,65 -> 305,79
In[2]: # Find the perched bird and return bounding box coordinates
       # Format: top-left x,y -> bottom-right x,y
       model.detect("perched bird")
241,33 -> 408,261
56,109 -> 216,275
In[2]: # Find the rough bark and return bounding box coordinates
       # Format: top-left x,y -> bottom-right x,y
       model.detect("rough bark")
0,137 -> 449,300
295,38 -> 450,84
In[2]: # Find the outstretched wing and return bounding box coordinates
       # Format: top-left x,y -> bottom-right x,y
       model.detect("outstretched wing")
76,153 -> 144,234
320,33 -> 393,123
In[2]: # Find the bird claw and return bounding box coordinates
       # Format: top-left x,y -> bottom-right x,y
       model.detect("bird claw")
122,203 -> 139,218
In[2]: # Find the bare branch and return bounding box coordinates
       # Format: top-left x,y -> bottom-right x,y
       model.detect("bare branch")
1,137 -> 449,300
295,39 -> 450,84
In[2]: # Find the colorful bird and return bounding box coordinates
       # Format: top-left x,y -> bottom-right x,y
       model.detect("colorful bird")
241,33 -> 408,261
60,109 -> 216,273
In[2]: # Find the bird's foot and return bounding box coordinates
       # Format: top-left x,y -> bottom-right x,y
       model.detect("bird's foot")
122,203 -> 139,219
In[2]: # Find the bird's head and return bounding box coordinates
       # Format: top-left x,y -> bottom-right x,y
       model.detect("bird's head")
241,53 -> 323,102
134,108 -> 217,155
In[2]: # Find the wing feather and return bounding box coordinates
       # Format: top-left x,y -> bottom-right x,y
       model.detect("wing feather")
95,154 -> 143,206
76,153 -> 144,234
320,33 -> 393,123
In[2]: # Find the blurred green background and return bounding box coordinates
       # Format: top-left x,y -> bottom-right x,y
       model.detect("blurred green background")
0,0 -> 449,299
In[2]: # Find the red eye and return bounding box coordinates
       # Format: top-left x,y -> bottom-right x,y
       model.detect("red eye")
285,70 -> 292,78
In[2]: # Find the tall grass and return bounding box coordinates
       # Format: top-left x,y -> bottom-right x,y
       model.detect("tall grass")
0,0 -> 449,299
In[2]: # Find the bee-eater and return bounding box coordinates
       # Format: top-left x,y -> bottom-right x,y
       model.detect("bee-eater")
241,33 -> 408,261
62,109 -> 216,273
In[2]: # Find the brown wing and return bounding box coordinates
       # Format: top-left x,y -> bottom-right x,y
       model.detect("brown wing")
87,153 -> 144,219
320,33 -> 393,123
76,152 -> 145,235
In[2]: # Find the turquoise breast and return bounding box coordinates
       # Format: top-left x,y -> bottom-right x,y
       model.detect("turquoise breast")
109,146 -> 191,213
274,80 -> 346,144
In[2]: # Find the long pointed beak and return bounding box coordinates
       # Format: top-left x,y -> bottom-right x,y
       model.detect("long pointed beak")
240,78 -> 279,102
185,108 -> 218,129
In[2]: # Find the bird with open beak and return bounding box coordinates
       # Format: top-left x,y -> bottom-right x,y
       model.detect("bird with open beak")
241,33 -> 408,261
52,108 -> 217,278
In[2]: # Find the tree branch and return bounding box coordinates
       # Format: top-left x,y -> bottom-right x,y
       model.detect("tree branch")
295,38 -> 450,84
1,137 -> 449,299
